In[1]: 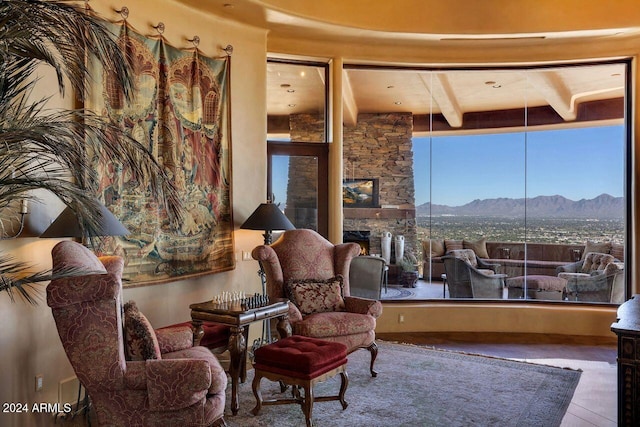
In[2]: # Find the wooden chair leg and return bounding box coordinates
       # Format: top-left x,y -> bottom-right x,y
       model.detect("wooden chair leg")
251,373 -> 263,415
338,371 -> 349,409
368,342 -> 378,377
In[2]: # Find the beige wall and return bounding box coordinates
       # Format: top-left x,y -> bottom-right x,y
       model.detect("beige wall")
0,1 -> 268,425
0,1 -> 636,425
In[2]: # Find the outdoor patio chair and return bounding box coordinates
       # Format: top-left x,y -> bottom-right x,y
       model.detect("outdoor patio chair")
349,255 -> 387,299
442,249 -> 507,298
557,252 -> 625,303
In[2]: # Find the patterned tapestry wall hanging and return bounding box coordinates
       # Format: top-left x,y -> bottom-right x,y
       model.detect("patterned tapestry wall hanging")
87,22 -> 234,285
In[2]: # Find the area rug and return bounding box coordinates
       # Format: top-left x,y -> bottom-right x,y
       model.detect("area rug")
380,286 -> 415,299
224,341 -> 581,427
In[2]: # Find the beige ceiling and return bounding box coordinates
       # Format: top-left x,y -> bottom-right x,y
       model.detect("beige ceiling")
176,0 -> 640,46
173,0 -> 631,132
268,61 -> 626,131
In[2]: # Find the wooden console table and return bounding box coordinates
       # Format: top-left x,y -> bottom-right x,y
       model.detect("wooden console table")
190,298 -> 291,415
611,294 -> 640,426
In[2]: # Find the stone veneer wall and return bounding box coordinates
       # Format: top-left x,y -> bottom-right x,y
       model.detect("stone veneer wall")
286,112 -> 417,260
283,114 -> 323,229
343,113 -> 417,259
290,114 -> 325,142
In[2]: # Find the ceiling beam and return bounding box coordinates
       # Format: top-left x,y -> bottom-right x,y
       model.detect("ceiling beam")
419,73 -> 463,128
525,71 -> 576,121
342,70 -> 358,126
413,97 -> 623,133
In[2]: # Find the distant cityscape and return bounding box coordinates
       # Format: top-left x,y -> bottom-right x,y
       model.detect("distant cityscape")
416,216 -> 624,245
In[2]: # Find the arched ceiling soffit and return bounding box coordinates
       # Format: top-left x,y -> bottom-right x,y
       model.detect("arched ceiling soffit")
177,0 -> 640,46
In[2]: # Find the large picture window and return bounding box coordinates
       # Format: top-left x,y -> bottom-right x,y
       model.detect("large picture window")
341,62 -> 629,304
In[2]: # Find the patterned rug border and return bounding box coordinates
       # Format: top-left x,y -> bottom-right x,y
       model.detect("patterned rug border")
378,339 -> 584,372
380,286 -> 416,299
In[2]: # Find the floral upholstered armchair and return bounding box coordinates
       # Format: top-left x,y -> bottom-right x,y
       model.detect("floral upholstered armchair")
252,229 -> 383,376
557,252 -> 625,303
47,241 -> 227,427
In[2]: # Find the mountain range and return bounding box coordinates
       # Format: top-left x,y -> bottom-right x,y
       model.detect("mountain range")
415,194 -> 624,219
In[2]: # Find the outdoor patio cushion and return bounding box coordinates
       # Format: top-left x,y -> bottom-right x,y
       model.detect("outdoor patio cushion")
506,275 -> 568,292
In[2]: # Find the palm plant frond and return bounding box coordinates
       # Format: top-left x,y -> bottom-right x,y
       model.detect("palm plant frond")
0,0 -> 184,302
0,0 -> 134,100
0,254 -> 106,304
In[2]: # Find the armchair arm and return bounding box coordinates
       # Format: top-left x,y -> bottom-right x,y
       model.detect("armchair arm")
470,268 -> 507,280
124,361 -> 147,390
145,359 -> 211,411
344,296 -> 383,318
155,325 -> 194,353
556,260 -> 582,274
564,273 -> 613,300
287,300 -> 303,323
477,258 -> 500,273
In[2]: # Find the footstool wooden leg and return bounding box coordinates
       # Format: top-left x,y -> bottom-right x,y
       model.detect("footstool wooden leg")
338,371 -> 349,409
251,372 -> 263,415
303,385 -> 314,427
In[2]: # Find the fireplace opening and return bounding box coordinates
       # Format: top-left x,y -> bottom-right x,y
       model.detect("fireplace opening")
343,231 -> 370,255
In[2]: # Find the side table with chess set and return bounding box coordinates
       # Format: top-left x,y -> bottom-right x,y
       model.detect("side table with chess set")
190,292 -> 291,415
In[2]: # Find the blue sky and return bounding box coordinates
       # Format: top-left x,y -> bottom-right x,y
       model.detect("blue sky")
414,125 -> 625,206
271,155 -> 290,206
271,125 -> 625,208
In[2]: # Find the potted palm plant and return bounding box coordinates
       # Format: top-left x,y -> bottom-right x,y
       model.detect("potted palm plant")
0,0 -> 180,302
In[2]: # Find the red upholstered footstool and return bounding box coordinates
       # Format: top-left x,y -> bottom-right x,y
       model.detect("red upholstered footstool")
251,335 -> 349,427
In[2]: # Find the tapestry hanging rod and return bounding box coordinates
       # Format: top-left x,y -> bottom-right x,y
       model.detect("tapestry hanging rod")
112,6 -> 233,55
152,22 -> 165,35
114,6 -> 128,20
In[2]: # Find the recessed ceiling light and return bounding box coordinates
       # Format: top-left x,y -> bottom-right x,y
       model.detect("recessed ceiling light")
287,89 -> 295,93
288,104 -> 296,108
485,81 -> 496,85
387,85 -> 395,89
394,101 -> 402,105
280,83 -> 291,88
223,3 -> 234,8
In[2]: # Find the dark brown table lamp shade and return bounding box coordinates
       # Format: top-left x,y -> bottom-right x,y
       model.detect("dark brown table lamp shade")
240,202 -> 295,245
40,201 -> 129,238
